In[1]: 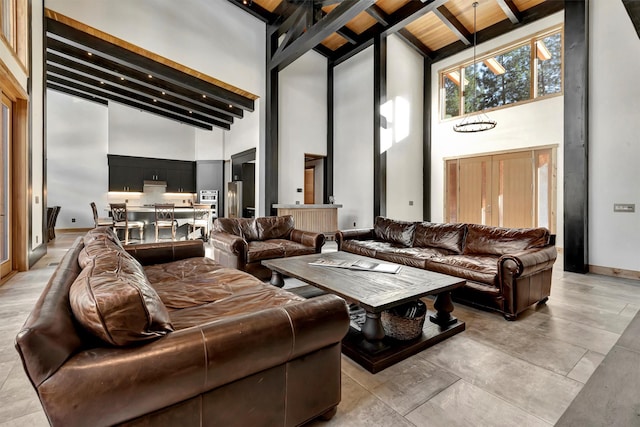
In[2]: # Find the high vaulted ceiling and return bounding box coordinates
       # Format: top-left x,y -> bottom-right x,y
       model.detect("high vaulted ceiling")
45,10 -> 258,131
231,0 -> 564,68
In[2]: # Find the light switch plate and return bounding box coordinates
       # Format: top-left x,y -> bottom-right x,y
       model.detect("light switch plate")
613,203 -> 635,213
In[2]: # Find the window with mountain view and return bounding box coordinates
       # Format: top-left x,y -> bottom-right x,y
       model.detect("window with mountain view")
441,28 -> 563,119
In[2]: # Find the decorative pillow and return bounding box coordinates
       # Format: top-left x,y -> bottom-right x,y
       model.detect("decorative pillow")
70,251 -> 173,346
239,218 -> 260,241
413,222 -> 466,254
257,215 -> 294,240
373,216 -> 416,248
463,224 -> 550,256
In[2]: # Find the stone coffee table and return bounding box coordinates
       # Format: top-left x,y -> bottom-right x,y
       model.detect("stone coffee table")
263,251 -> 466,373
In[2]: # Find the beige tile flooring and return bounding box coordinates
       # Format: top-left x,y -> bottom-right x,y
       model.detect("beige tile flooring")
1,232 -> 638,426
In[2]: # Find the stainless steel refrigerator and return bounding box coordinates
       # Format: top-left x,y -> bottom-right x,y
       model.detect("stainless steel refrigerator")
227,181 -> 242,218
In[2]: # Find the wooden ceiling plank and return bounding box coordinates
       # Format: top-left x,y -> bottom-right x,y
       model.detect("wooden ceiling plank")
433,5 -> 472,45
269,0 -> 376,71
496,0 -> 522,24
47,77 -> 218,130
47,52 -> 235,124
46,36 -> 243,119
46,17 -> 256,111
383,0 -> 449,35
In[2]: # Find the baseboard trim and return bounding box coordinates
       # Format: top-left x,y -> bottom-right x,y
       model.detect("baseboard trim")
589,265 -> 640,281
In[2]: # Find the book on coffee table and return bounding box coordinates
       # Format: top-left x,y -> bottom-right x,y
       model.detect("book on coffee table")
309,258 -> 401,274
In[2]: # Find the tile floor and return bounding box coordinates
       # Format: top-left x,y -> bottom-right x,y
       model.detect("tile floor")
1,232 -> 638,426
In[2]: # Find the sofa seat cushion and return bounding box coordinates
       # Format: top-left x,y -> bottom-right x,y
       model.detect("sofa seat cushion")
463,224 -> 550,256
374,216 -> 416,247
245,239 -> 316,262
375,247 -> 449,269
414,222 -> 466,254
427,255 -> 499,287
145,259 -> 305,330
340,240 -> 379,258
70,250 -> 174,346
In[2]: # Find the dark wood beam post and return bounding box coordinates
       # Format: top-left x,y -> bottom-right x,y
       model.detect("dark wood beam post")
325,60 -> 335,204
423,57 -> 432,222
373,34 -> 386,218
563,0 -> 589,273
265,25 -> 279,216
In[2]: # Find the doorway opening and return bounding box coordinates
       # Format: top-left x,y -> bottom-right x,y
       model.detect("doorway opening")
304,154 -> 325,205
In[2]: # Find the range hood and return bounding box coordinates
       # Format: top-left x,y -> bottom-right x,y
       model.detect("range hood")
143,180 -> 167,190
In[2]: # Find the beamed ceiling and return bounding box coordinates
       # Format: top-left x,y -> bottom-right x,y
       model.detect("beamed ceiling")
231,0 -> 564,68
45,10 -> 258,131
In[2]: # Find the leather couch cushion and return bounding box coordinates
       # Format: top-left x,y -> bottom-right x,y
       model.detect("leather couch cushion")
463,224 -> 550,256
70,250 -> 174,346
214,218 -> 260,241
256,215 -> 294,240
83,226 -> 123,248
374,216 -> 416,248
414,222 -> 466,254
78,236 -> 123,269
427,254 -> 499,287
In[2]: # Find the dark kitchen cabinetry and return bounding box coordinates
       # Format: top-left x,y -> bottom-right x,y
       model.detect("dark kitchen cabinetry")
108,155 -> 195,193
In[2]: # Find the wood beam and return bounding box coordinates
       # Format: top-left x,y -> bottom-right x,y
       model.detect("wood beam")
373,34 -> 386,218
366,4 -> 389,26
433,5 -> 472,45
496,0 -> 522,24
397,29 -> 433,58
622,0 -> 640,40
326,61 -> 334,204
423,57 -> 432,222
337,26 -> 360,45
269,0 -> 376,71
265,26 -> 279,216
563,0 -> 589,273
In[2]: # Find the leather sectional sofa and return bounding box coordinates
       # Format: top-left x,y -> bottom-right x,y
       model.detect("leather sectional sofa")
211,215 -> 325,286
15,227 -> 349,426
336,217 -> 557,320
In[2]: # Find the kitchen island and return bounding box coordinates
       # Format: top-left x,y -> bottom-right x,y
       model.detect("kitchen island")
273,204 -> 342,238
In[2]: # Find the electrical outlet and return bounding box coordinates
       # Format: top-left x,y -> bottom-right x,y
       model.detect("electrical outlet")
409,200 -> 414,206
71,218 -> 76,223
36,235 -> 38,243
35,196 -> 39,204
353,222 -> 356,227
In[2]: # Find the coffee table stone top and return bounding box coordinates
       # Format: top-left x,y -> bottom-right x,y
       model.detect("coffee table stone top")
262,251 -> 465,312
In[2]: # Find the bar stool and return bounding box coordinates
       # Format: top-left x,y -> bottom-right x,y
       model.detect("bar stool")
90,202 -> 113,228
110,203 -> 144,244
187,204 -> 211,241
154,203 -> 177,241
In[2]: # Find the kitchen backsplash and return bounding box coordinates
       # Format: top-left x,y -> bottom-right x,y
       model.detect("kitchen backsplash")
107,186 -> 197,207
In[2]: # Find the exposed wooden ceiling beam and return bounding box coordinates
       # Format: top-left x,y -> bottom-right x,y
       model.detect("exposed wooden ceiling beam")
397,29 -> 433,58
434,5 -> 472,45
496,0 -> 522,24
47,82 -> 109,105
622,0 -> 640,40
366,4 -> 389,26
269,0 -> 376,71
336,26 -> 360,44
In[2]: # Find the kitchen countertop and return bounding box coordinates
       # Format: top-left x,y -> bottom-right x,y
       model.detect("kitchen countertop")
273,204 -> 343,209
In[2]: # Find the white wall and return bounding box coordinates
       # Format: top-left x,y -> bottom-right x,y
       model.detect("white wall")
386,34 -> 424,221
279,50 -> 327,205
430,12 -> 564,248
46,90 -> 109,229
109,104 -> 196,160
589,2 -> 640,272
334,46 -> 375,229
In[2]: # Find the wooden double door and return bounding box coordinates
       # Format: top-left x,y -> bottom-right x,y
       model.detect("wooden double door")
445,148 -> 555,231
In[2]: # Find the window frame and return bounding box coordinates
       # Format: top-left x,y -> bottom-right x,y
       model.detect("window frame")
439,25 -> 564,121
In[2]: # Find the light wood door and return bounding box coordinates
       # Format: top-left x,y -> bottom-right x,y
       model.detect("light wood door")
304,167 -> 315,204
491,151 -> 534,228
457,156 -> 491,225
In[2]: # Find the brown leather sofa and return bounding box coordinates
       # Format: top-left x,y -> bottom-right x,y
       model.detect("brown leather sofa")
211,215 -> 325,286
15,227 -> 349,427
336,217 -> 557,320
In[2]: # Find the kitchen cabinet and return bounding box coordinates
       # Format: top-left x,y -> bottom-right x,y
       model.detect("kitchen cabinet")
108,155 -> 195,193
108,156 -> 143,191
166,165 -> 195,193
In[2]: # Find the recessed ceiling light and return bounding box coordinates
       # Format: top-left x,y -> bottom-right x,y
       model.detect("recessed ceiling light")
87,52 -> 92,56
229,104 -> 233,108
100,81 -> 104,85
148,74 -> 153,78
153,99 -> 157,102
202,94 -> 206,98
161,91 -> 165,95
120,77 -> 125,80
189,111 -> 192,114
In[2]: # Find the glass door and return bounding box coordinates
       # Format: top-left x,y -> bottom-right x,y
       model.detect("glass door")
1,94 -> 11,279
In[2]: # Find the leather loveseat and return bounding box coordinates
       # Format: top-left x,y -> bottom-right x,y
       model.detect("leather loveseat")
15,227 -> 349,427
336,217 -> 557,320
211,215 -> 325,286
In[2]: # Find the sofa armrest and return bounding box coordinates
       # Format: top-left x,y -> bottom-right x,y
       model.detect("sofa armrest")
499,245 -> 558,278
124,240 -> 205,266
335,228 -> 375,251
37,295 -> 349,427
290,229 -> 325,252
210,231 -> 247,256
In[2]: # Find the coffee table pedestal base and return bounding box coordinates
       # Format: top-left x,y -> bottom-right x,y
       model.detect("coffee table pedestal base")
341,310 -> 465,374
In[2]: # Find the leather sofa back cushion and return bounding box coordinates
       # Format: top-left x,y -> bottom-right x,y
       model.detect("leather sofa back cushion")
463,224 -> 549,256
257,215 -> 294,240
374,216 -> 416,248
215,218 -> 260,241
70,251 -> 174,346
413,222 -> 466,254
83,226 -> 123,248
78,236 -> 123,269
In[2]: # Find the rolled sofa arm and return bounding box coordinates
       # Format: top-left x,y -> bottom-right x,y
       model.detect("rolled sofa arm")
124,240 -> 205,266
210,231 -> 247,256
499,245 -> 558,278
290,229 -> 325,252
335,228 -> 375,251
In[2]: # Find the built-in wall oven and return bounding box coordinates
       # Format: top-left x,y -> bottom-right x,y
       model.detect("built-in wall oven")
199,190 -> 218,218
